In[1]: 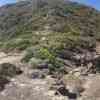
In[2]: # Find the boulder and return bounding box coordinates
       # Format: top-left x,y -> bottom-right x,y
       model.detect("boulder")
63,59 -> 76,68
0,76 -> 10,91
80,75 -> 100,100
0,63 -> 22,78
62,74 -> 84,96
58,50 -> 74,59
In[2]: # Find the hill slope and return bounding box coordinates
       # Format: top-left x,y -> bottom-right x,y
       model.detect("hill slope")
0,0 -> 100,39
0,1 -> 100,100
0,0 -> 100,72
0,1 -> 32,39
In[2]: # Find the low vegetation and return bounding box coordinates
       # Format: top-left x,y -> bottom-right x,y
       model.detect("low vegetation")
0,0 -> 100,73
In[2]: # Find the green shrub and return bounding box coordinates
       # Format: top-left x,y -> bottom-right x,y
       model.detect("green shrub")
2,38 -> 33,51
37,48 -> 65,72
22,47 -> 36,62
22,46 -> 64,72
38,48 -> 55,61
29,57 -> 43,69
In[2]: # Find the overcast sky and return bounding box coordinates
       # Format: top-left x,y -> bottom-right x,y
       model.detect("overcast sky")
0,0 -> 100,10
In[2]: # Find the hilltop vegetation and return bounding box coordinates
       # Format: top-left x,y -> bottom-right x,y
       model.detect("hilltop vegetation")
0,0 -> 100,73
0,0 -> 99,47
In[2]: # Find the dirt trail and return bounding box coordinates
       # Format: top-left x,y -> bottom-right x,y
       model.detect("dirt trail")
0,52 -> 23,64
0,74 -> 57,100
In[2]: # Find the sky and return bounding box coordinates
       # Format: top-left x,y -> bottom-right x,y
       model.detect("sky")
71,0 -> 100,10
0,0 -> 100,10
0,0 -> 16,6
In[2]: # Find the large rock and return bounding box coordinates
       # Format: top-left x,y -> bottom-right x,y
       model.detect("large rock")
80,75 -> 100,100
0,76 -> 10,91
0,63 -> 22,78
62,74 -> 84,96
0,63 -> 22,91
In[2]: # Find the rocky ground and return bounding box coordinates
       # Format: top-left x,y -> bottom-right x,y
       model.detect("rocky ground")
0,42 -> 100,100
0,52 -> 67,100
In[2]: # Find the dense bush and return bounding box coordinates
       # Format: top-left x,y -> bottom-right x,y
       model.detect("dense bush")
22,46 -> 65,73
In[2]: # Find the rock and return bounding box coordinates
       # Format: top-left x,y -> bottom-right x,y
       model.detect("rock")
0,52 -> 6,58
52,96 -> 68,100
27,69 -> 48,79
37,62 -> 48,69
0,76 -> 10,91
87,62 -> 93,69
63,59 -> 76,68
69,67 -> 89,76
55,86 -> 69,96
84,52 -> 96,62
74,72 -> 81,77
72,54 -> 84,62
0,63 -> 22,78
86,62 -> 96,73
49,78 -> 64,91
62,74 -> 84,96
55,85 -> 79,100
81,75 -> 100,100
58,50 -> 74,59
50,74 -> 85,99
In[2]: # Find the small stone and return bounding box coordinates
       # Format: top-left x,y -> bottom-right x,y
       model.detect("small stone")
52,96 -> 67,100
41,37 -> 46,41
28,69 -> 46,79
87,63 -> 93,69
74,72 -> 81,77
45,90 -> 55,96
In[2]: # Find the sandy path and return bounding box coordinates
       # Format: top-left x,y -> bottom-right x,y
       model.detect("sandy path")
0,52 -> 23,64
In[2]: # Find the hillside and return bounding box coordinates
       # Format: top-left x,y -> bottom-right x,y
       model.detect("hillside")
0,0 -> 100,72
0,1 -> 32,39
0,0 -> 99,39
0,0 -> 100,70
0,0 -> 99,51
0,0 -> 100,100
